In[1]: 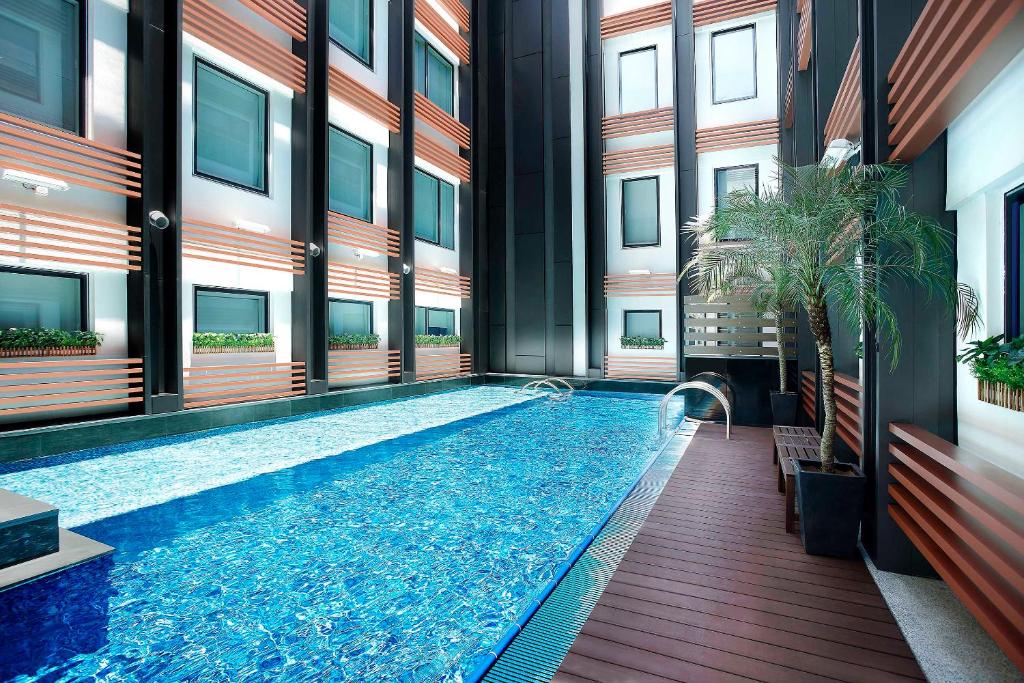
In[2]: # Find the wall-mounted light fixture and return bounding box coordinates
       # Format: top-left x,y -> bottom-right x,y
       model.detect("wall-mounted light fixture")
402,263 -> 412,275
1,169 -> 68,196
439,266 -> 458,275
148,210 -> 170,230
629,268 -> 652,275
233,219 -> 271,234
355,248 -> 380,260
308,243 -> 322,258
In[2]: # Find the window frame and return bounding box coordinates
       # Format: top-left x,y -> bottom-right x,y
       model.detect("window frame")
414,33 -> 456,116
416,306 -> 457,336
193,285 -> 270,334
714,163 -> 759,209
621,175 -> 661,249
618,45 -> 659,114
0,265 -> 88,331
329,0 -> 374,69
1006,183 -> 1024,339
623,309 -> 663,339
329,298 -> 374,335
328,124 -> 374,222
192,57 -> 271,196
413,167 -> 456,250
710,23 -> 758,105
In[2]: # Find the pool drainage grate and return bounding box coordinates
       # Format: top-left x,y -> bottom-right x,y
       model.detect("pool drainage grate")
475,425 -> 696,682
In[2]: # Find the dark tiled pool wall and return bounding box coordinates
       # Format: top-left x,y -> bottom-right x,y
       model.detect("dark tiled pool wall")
0,516 -> 59,570
484,373 -> 677,395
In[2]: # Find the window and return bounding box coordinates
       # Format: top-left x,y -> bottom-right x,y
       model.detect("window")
414,33 -> 455,115
414,168 -> 456,249
622,177 -> 660,247
0,0 -> 80,132
194,60 -> 268,193
715,165 -> 758,209
624,310 -> 662,338
416,307 -> 456,336
330,299 -> 373,336
194,287 -> 268,333
1008,185 -> 1024,338
711,25 -> 756,104
329,0 -> 372,66
619,47 -> 658,114
329,127 -> 373,221
0,267 -> 84,331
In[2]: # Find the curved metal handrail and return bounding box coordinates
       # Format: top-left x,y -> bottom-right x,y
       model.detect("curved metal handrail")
519,378 -> 575,401
658,381 -> 732,440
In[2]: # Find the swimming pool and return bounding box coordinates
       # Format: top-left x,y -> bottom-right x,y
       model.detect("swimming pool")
0,387 -> 683,681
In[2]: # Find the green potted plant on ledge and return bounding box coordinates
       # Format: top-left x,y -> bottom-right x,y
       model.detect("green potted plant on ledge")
957,334 -> 1024,412
620,335 -> 666,350
330,333 -> 381,350
192,332 -> 275,354
0,328 -> 103,357
683,160 -> 980,557
416,334 -> 461,348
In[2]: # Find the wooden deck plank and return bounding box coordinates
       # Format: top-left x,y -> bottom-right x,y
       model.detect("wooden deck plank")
555,424 -> 924,682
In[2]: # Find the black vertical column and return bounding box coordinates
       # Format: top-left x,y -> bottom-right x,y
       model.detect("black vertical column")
584,0 -> 605,376
472,0 -> 491,373
674,0 -> 697,380
485,2 -> 507,372
127,0 -> 183,414
459,0 -> 477,371
292,0 -> 328,395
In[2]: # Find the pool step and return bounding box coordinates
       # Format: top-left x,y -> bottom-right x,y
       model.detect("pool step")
0,489 -> 113,591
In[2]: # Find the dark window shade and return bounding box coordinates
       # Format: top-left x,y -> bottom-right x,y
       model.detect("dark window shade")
195,288 -> 268,334
1008,187 -> 1024,338
330,299 -> 373,336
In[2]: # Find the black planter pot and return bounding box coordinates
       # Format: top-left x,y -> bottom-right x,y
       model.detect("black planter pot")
794,459 -> 866,557
770,391 -> 799,426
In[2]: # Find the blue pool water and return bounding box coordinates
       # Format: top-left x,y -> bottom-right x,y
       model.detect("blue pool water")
0,387 -> 682,682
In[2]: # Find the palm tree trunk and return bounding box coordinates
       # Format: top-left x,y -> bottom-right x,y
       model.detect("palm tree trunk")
806,301 -> 836,472
775,312 -> 787,393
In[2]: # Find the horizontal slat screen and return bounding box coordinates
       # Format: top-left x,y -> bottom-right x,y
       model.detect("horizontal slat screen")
600,2 -> 672,40
236,0 -> 306,41
683,295 -> 796,359
329,66 -> 401,133
602,107 -> 674,139
415,351 -> 472,381
604,273 -> 677,297
182,217 -> 306,274
604,355 -> 677,381
415,131 -> 471,183
434,0 -> 470,32
328,262 -> 401,300
887,422 -> 1024,670
0,358 -> 143,419
693,0 -> 777,27
183,0 -> 306,93
415,0 -> 470,63
0,111 -> 141,198
835,371 -> 863,458
414,93 -> 470,149
0,203 -> 141,272
327,212 -> 400,258
329,349 -> 401,383
801,370 -> 816,421
183,362 -> 306,409
603,144 -> 675,175
696,119 -> 779,153
797,0 -> 813,71
823,37 -> 862,147
887,0 -> 1023,161
416,266 -> 471,298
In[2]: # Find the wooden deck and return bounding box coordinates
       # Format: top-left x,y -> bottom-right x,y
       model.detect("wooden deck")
554,423 -> 925,683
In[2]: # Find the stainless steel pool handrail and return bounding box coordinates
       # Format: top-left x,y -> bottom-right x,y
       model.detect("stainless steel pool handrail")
519,378 -> 575,401
658,381 -> 731,440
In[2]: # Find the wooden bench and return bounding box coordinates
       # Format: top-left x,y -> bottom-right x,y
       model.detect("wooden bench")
777,442 -> 822,533
772,425 -> 820,463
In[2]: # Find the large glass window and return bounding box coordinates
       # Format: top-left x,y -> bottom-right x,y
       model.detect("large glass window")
715,164 -> 758,209
194,60 -> 268,193
414,33 -> 455,115
622,177 -> 659,247
329,127 -> 373,221
415,307 -> 456,336
195,287 -> 268,334
0,0 -> 80,132
712,25 -> 756,104
414,169 -> 455,249
329,0 -> 372,66
619,47 -> 658,114
0,268 -> 83,330
624,310 -> 662,338
330,299 -> 373,336
1008,185 -> 1024,338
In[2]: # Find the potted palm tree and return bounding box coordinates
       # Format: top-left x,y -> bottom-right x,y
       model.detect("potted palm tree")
683,161 -> 980,556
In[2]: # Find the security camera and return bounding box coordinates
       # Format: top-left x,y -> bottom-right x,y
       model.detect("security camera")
148,211 -> 170,230
309,243 -> 322,258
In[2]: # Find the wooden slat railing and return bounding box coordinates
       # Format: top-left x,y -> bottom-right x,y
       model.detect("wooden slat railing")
600,2 -> 672,39
327,262 -> 400,300
888,422 -> 1024,670
602,107 -> 674,139
182,217 -> 306,274
236,0 -> 307,41
328,349 -> 401,383
823,37 -> 862,146
183,0 -> 306,93
797,0 -> 813,71
0,203 -> 141,272
604,355 -> 677,381
0,358 -> 143,419
415,93 -> 470,149
416,266 -> 471,299
416,351 -> 472,381
887,0 -> 1023,161
327,212 -> 400,258
415,0 -> 470,63
603,144 -> 675,175
0,112 -> 141,198
693,0 -> 777,27
183,361 -> 306,409
696,119 -> 779,153
683,295 -> 797,358
415,131 -> 471,183
835,371 -> 863,458
604,273 -> 677,297
329,66 -> 401,133
435,0 -> 470,32
801,369 -> 816,422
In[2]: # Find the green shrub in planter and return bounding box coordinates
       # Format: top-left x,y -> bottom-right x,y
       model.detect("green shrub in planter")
620,335 -> 666,349
329,333 -> 381,350
192,332 -> 275,354
416,334 -> 461,348
957,334 -> 1024,411
0,328 -> 103,357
